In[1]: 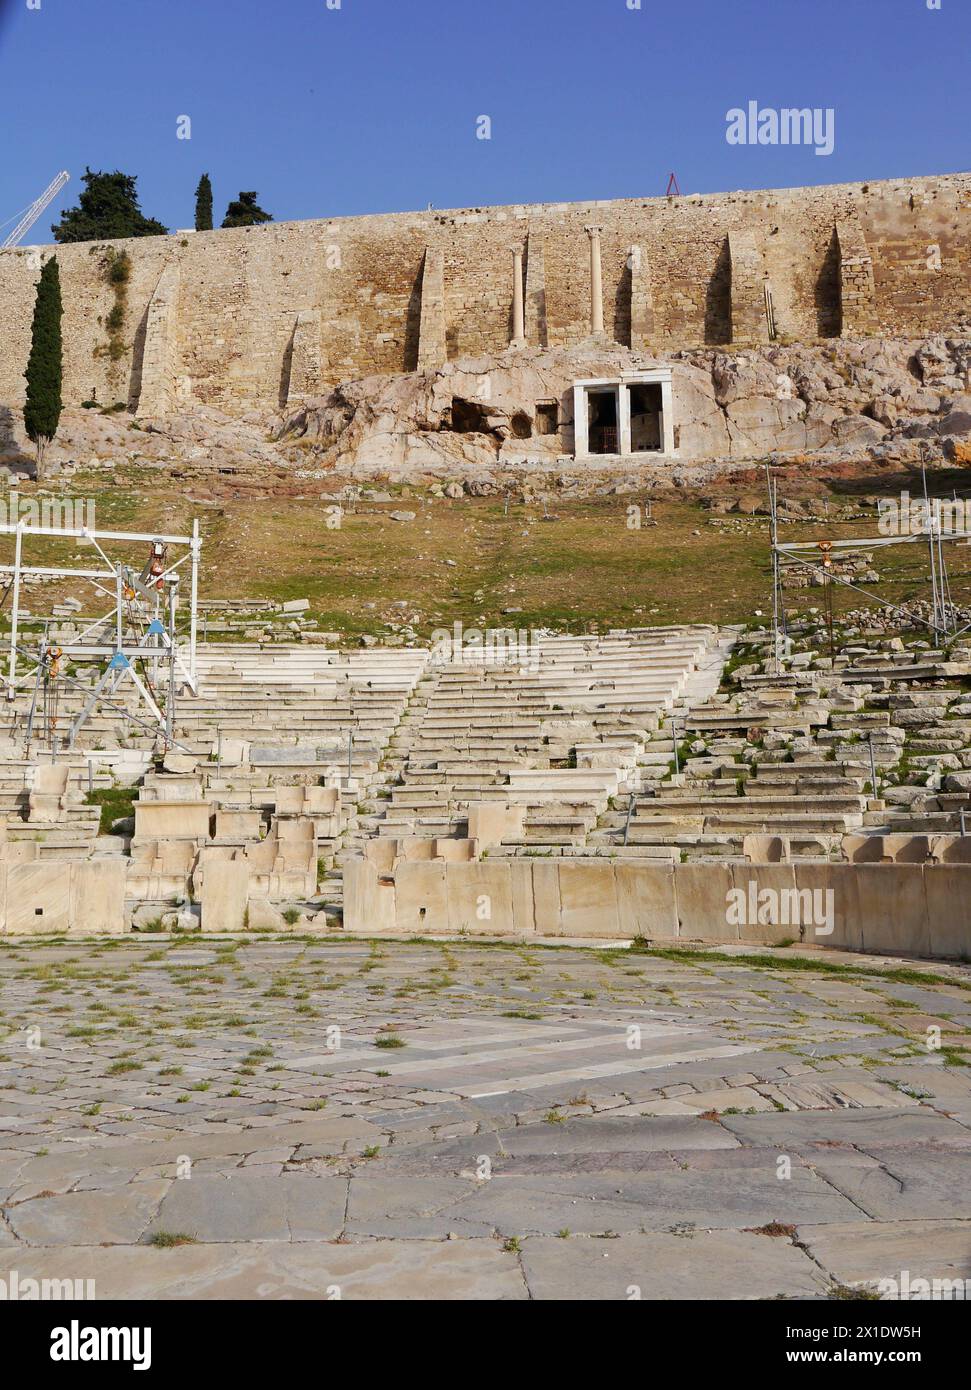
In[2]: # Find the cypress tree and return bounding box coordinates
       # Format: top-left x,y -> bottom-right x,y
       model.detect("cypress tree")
195,173 -> 213,232
23,257 -> 63,481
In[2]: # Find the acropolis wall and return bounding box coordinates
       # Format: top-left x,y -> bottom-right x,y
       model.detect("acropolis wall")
0,171 -> 968,416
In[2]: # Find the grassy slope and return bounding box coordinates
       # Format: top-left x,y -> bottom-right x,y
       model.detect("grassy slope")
4,470 -> 971,638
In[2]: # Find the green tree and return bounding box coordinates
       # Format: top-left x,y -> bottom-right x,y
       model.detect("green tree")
23,257 -> 63,481
52,169 -> 167,243
221,191 -> 273,229
194,173 -> 213,232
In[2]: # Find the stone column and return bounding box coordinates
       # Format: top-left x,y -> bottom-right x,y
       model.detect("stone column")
660,374 -> 676,455
585,225 -> 605,336
618,384 -> 632,457
510,245 -> 526,347
572,383 -> 589,458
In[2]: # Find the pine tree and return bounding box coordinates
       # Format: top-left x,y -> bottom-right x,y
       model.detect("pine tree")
194,173 -> 213,232
221,191 -> 273,229
52,169 -> 167,243
23,257 -> 63,481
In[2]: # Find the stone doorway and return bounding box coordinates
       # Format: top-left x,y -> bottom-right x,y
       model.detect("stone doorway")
572,370 -> 676,460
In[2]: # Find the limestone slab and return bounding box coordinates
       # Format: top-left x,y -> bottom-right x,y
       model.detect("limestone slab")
522,1229 -> 828,1300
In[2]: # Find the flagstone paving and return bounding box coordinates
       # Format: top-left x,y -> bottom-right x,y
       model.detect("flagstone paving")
1,935 -> 970,1299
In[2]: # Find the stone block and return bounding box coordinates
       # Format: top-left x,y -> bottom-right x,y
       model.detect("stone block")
882,834 -> 932,864
364,839 -> 398,872
728,863 -> 806,945
556,862 -> 620,938
433,838 -> 476,862
673,862 -> 737,943
71,860 -> 127,934
215,810 -> 263,840
0,841 -> 38,865
162,753 -> 199,774
446,863 -> 515,935
217,739 -> 250,768
615,862 -> 678,939
508,860 -> 536,935
930,835 -> 971,865
531,860 -> 560,936
394,861 -> 448,934
792,862 -> 862,952
923,866 -> 971,959
200,858 -> 250,932
856,865 -> 930,958
246,898 -> 287,932
343,857 -> 396,935
742,833 -> 790,863
466,803 -> 526,848
134,800 -> 211,841
5,863 -> 72,934
842,835 -> 889,864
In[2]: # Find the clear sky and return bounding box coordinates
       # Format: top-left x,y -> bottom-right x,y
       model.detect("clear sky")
0,0 -> 966,239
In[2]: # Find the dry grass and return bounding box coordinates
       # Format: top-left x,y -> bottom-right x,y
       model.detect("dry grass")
5,468 -> 971,639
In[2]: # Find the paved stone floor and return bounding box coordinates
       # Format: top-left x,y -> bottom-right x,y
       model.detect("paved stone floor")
1,935 -> 971,1299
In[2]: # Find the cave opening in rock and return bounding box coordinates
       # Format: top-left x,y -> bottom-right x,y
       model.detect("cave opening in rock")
535,402 -> 559,436
450,397 -> 489,433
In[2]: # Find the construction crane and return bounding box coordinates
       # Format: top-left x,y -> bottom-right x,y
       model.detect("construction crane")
1,171 -> 70,250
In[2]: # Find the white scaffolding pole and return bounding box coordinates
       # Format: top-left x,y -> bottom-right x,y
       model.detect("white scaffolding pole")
189,518 -> 200,691
6,521 -> 23,698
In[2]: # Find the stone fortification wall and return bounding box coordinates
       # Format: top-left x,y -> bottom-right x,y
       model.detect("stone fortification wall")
0,172 -> 967,415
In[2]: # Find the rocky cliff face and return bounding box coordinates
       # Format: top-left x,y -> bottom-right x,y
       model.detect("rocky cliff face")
3,333 -> 969,490
276,334 -> 971,477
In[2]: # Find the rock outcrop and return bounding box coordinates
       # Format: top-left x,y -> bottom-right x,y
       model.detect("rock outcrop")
275,334 -> 971,477
3,333 -> 969,489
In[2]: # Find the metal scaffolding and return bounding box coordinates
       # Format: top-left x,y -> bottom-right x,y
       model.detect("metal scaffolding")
766,469 -> 971,660
0,519 -> 201,752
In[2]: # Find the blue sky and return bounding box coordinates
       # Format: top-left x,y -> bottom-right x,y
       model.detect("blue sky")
0,0 -> 966,238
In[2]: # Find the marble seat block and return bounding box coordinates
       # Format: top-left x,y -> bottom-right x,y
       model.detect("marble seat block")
134,800 -> 211,841
743,833 -> 790,863
215,809 -> 264,840
27,764 -> 71,823
466,803 -> 526,848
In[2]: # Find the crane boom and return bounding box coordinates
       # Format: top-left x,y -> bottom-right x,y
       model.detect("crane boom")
1,171 -> 70,249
